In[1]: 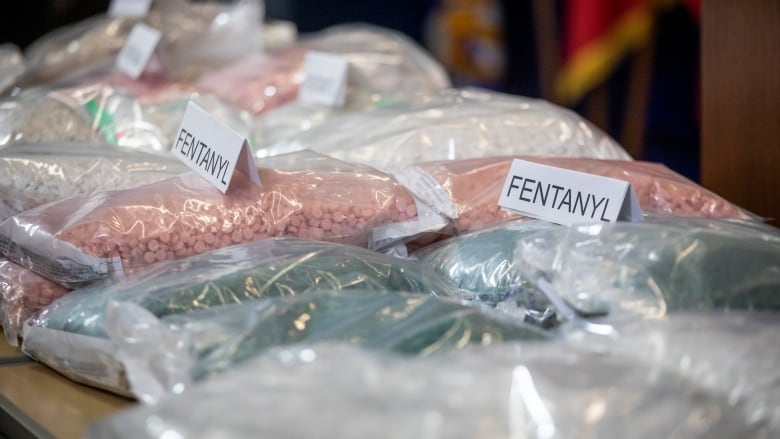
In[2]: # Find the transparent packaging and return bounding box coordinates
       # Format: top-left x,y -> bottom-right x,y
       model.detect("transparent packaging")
86,341 -> 776,438
20,237 -> 460,393
0,152 -> 419,288
257,88 -> 630,164
515,218 -> 780,319
108,289 -> 547,401
0,44 -> 25,95
0,143 -> 188,220
403,156 -> 755,237
0,256 -> 68,346
198,24 -> 449,117
21,0 -> 263,86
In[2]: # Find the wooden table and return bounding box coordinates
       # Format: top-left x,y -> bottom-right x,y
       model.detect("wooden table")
0,338 -> 132,439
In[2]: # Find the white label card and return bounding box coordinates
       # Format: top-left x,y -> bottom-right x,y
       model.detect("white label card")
498,159 -> 642,226
108,0 -> 152,17
172,101 -> 261,193
116,23 -> 161,79
299,51 -> 348,107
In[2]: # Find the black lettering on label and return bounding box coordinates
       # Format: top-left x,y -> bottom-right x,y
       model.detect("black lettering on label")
557,188 -> 572,212
196,141 -> 209,164
175,129 -> 188,155
533,182 -> 550,206
506,176 -> 523,198
188,138 -> 200,162
573,192 -> 588,216
599,198 -> 611,221
519,178 -> 535,202
218,157 -> 230,184
199,147 -> 211,168
591,196 -> 607,219
550,185 -> 564,206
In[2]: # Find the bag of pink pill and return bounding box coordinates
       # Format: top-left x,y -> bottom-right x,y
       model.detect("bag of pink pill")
0,152 -> 423,288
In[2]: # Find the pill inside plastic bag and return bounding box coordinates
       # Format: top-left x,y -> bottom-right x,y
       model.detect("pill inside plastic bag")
0,143 -> 188,220
21,0 -> 260,86
86,341 -> 777,438
0,44 -> 25,95
20,236 -> 460,394
402,156 -> 756,237
515,217 -> 780,319
259,88 -> 631,164
0,152 -> 420,288
107,289 -> 548,401
0,256 -> 69,346
198,24 -> 449,118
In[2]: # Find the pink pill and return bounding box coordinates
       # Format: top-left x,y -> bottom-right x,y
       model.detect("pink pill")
144,251 -> 156,264
148,240 -> 160,252
204,233 -> 216,245
194,241 -> 206,253
155,250 -> 167,262
242,228 -> 253,240
321,219 -> 332,231
332,212 -> 345,223
232,231 -> 243,243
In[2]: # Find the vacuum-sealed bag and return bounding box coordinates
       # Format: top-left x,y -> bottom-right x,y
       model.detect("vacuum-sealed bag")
403,156 -> 754,236
260,88 -> 630,164
0,256 -> 68,346
517,218 -> 780,319
0,143 -> 188,220
0,153 -> 419,288
21,0 -> 262,85
199,24 -> 449,117
86,342 -> 775,438
107,289 -> 547,401
20,237 -> 460,393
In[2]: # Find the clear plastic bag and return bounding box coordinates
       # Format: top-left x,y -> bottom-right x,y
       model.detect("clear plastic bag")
402,156 -> 755,236
0,44 -> 25,95
0,153 -> 420,288
257,88 -> 630,164
86,342 -> 775,438
0,256 -> 68,346
21,0 -> 261,86
0,143 -> 188,220
516,218 -> 780,319
0,81 -> 251,152
20,237 -> 460,394
107,290 -> 548,402
199,24 -> 448,115
414,219 -> 560,327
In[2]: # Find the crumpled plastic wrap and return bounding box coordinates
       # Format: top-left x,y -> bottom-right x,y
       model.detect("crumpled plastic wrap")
0,153 -> 420,288
0,80 -> 252,152
0,256 -> 68,346
0,143 -> 188,220
402,156 -> 754,236
198,24 -> 449,117
258,88 -> 630,163
21,0 -> 262,86
415,220 -> 560,326
108,289 -> 547,401
86,341 -> 776,438
517,218 -> 780,318
0,44 -> 25,95
20,237 -> 460,394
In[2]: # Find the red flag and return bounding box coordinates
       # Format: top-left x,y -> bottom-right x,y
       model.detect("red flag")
556,0 -> 654,104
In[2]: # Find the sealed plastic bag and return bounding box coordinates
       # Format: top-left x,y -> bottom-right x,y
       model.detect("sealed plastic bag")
107,290 -> 548,401
0,44 -> 25,95
402,156 -> 754,236
0,80 -> 251,152
0,143 -> 188,220
0,256 -> 68,346
86,342 -> 775,438
0,153 -> 419,288
198,23 -> 449,118
259,88 -> 630,163
20,237 -> 460,393
21,0 -> 261,85
518,218 -> 780,318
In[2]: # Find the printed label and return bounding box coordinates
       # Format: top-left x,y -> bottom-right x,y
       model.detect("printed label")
498,159 -> 642,226
391,167 -> 459,219
298,51 -> 348,107
172,101 -> 261,193
116,23 -> 161,79
108,0 -> 152,17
